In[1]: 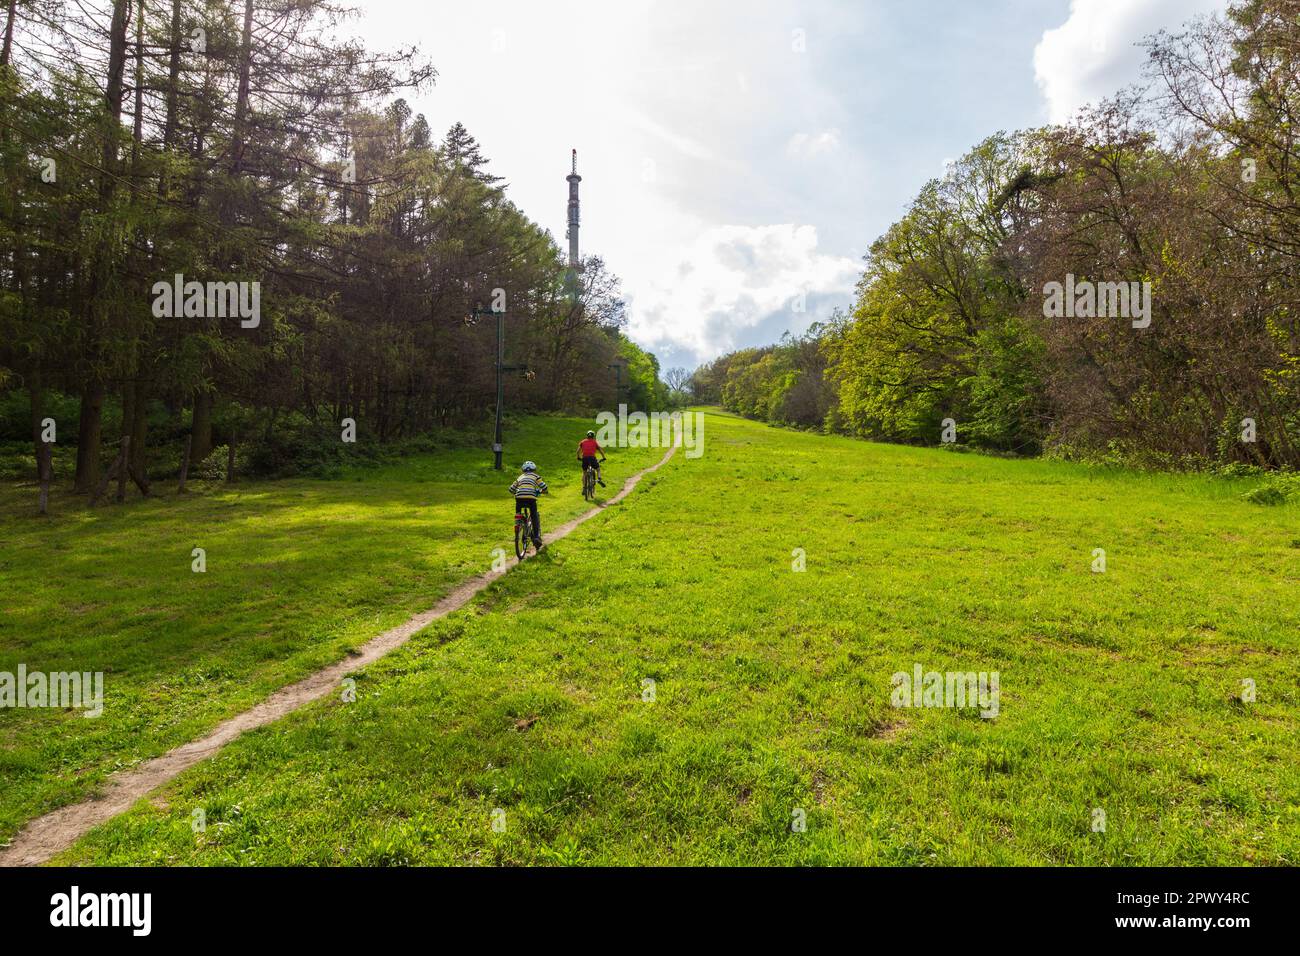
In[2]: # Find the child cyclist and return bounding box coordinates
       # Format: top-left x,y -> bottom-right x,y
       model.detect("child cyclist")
509,461 -> 548,549
577,430 -> 607,487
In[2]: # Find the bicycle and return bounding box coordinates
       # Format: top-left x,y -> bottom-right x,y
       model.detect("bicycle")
582,461 -> 598,501
514,507 -> 538,559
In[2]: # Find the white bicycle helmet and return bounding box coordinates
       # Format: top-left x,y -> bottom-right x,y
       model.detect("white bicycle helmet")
586,430 -> 596,438
521,461 -> 537,472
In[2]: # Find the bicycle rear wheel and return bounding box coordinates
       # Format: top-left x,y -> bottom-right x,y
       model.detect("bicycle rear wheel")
583,467 -> 595,500
514,517 -> 529,559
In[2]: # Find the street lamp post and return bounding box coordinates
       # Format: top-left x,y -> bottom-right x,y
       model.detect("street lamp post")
468,302 -> 528,470
494,307 -> 505,470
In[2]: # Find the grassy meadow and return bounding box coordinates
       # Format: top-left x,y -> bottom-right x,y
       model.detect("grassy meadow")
0,415 -> 662,845
11,410 -> 1295,865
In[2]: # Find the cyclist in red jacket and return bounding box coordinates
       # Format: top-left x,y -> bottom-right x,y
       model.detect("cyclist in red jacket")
578,430 -> 606,487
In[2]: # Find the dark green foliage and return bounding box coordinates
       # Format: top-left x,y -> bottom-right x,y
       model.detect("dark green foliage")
0,1 -> 665,500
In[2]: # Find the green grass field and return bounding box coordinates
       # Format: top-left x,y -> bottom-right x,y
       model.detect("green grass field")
0,415 -> 661,846
5,410 -> 1299,865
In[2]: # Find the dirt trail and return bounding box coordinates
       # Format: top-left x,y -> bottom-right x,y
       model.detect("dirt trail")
0,444 -> 678,866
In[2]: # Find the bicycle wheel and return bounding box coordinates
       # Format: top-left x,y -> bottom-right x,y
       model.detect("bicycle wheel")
583,467 -> 595,500
514,517 -> 529,559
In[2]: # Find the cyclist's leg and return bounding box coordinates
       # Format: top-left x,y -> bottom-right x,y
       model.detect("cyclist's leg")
527,498 -> 542,543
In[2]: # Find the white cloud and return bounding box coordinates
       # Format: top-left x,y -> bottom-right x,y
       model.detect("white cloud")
625,224 -> 858,364
624,109 -> 720,163
354,1 -> 1234,370
786,129 -> 842,159
1033,0 -> 1227,124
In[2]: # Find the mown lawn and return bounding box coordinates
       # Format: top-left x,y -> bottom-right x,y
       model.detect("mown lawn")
0,415 -> 661,845
23,410 -> 1300,864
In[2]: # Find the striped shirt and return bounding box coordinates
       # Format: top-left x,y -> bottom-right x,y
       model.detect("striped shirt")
509,473 -> 548,500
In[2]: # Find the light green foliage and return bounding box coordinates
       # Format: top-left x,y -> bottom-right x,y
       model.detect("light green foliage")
829,134 -> 1045,451
616,335 -> 669,411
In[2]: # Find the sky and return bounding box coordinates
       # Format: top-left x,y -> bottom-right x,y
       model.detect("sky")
352,0 -> 1227,372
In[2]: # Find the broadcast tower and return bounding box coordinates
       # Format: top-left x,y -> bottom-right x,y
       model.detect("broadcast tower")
566,149 -> 582,272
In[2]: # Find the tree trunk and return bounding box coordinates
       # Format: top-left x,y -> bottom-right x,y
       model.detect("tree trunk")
116,436 -> 129,503
74,382 -> 105,493
121,375 -> 152,479
77,0 -> 130,497
230,0 -> 254,177
37,443 -> 51,515
161,0 -> 182,147
32,364 -> 52,512
157,0 -> 183,196
129,0 -> 144,191
28,373 -> 43,483
90,446 -> 123,506
101,0 -> 130,199
178,433 -> 192,492
191,391 -> 213,461
120,379 -> 136,456
1,0 -> 17,68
